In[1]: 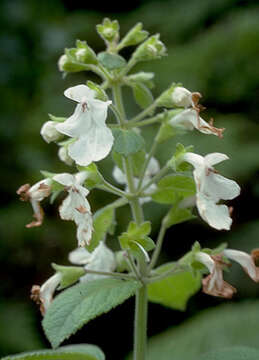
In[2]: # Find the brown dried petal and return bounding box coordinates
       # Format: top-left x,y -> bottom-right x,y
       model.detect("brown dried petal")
16,184 -> 31,201
202,273 -> 236,299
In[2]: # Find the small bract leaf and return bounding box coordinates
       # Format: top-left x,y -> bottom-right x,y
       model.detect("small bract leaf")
1,344 -> 105,360
43,279 -> 141,348
148,262 -> 201,310
52,264 -> 85,290
117,22 -> 148,50
132,83 -> 154,109
152,175 -> 196,204
97,52 -> 126,70
112,129 -> 145,156
164,206 -> 196,229
86,206 -> 115,252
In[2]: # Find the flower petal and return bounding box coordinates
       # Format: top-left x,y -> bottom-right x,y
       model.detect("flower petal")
68,124 -> 114,166
196,193 -> 232,230
224,249 -> 259,282
53,173 -> 75,187
64,84 -> 96,103
204,152 -> 229,167
56,104 -> 93,138
69,247 -> 92,265
202,173 -> 241,202
39,273 -> 61,315
80,242 -> 116,282
113,166 -> 126,184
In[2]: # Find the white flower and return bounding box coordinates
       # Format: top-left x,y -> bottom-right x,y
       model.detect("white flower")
40,121 -> 61,143
195,252 -> 236,298
58,54 -> 68,71
69,241 -> 116,282
31,273 -> 61,315
53,172 -> 93,247
56,84 -> 113,166
171,87 -> 194,108
224,249 -> 259,282
17,179 -> 52,228
169,109 -> 224,137
113,157 -> 160,204
58,146 -> 74,166
183,152 -> 240,230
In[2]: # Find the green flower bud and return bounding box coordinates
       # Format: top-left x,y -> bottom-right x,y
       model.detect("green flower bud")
156,83 -> 182,108
58,53 -> 86,73
96,18 -> 120,43
117,22 -> 148,50
126,72 -> 155,89
132,34 -> 167,62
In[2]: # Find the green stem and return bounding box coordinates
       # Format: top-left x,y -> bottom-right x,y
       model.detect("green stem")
99,179 -> 128,198
140,164 -> 170,193
84,269 -> 136,280
134,285 -> 148,360
112,82 -> 148,360
148,264 -> 187,283
137,140 -> 158,191
130,101 -> 158,123
128,112 -> 165,128
148,219 -> 167,272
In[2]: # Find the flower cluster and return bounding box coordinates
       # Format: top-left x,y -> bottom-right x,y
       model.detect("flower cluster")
196,249 -> 259,298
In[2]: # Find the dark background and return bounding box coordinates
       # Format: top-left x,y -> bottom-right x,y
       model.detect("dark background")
1,0 -> 259,359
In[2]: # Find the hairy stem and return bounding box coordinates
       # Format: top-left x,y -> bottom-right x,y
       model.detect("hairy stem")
148,219 -> 167,271
112,82 -> 148,360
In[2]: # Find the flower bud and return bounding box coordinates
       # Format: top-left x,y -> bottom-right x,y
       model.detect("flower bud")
132,34 -> 166,62
117,22 -> 148,50
96,18 -> 119,43
58,146 -> 74,166
40,121 -> 61,143
172,86 -> 193,108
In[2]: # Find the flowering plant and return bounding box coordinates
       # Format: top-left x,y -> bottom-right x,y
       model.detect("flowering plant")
8,18 -> 259,360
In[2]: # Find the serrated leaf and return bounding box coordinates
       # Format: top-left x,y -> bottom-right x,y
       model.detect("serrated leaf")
112,129 -> 145,156
43,278 -> 141,348
1,344 -> 105,360
198,346 -> 259,360
164,206 -> 196,228
86,206 -> 115,252
97,52 -> 126,70
132,83 -> 153,109
148,262 -> 201,310
152,175 -> 196,204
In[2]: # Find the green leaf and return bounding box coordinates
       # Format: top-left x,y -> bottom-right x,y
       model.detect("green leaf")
112,128 -> 145,156
1,344 -> 105,360
119,221 -> 154,259
77,163 -> 103,189
43,278 -> 141,348
52,264 -> 85,289
86,206 -> 115,252
152,175 -> 196,204
168,143 -> 194,172
132,83 -> 154,109
97,52 -> 126,70
198,347 -> 259,360
145,301 -> 259,360
148,262 -> 201,311
164,205 -> 196,228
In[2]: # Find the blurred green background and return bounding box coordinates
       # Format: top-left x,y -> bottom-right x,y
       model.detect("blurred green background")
1,0 -> 259,359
